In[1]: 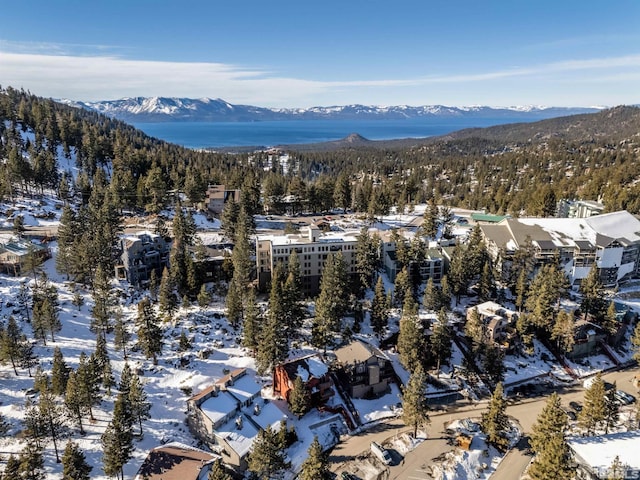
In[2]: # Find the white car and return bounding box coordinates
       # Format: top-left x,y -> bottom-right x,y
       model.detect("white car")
371,441 -> 392,465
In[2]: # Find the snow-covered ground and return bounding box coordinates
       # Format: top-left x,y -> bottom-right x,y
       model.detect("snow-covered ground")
2,193 -> 640,479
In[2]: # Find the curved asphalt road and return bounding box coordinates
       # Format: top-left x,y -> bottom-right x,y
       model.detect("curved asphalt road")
330,367 -> 639,480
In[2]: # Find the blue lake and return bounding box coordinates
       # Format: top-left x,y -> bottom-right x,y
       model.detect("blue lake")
131,116 -> 544,149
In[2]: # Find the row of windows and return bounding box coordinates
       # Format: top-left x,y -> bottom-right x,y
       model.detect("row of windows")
271,243 -> 357,256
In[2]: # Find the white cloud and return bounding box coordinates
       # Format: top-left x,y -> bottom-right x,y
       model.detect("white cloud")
1,49 -> 639,107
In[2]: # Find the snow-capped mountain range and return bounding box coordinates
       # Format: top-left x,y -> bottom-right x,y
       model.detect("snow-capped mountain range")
61,96 -> 601,123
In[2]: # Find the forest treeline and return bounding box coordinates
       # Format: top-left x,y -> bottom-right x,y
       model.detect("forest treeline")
1,87 -> 640,218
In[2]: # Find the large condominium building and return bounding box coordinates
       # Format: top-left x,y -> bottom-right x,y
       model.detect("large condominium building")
480,210 -> 640,287
256,224 -> 359,295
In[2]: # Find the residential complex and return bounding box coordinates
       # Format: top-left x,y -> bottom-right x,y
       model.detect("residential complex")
114,231 -> 171,286
205,184 -> 241,215
186,368 -> 287,471
480,210 -> 640,287
256,224 -> 359,295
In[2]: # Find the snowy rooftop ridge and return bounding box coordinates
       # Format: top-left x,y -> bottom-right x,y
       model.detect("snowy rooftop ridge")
518,210 -> 640,247
568,430 -> 640,476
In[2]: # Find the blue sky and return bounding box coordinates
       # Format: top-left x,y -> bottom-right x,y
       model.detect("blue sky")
1,0 -> 639,107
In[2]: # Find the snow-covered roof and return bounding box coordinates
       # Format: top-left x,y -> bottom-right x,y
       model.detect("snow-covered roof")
199,391 -> 238,425
245,400 -> 287,432
568,430 -> 640,476
215,416 -> 259,459
257,228 -> 360,247
135,442 -> 217,480
225,374 -> 262,403
306,355 -> 329,378
519,210 -> 640,248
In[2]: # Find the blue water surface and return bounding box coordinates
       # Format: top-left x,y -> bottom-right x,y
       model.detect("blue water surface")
131,117 -> 540,149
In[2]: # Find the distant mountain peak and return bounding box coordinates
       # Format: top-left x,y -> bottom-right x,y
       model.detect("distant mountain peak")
64,96 -> 602,123
344,133 -> 369,143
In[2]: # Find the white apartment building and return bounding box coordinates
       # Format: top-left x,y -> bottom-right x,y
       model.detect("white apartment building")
256,224 -> 359,295
480,210 -> 640,287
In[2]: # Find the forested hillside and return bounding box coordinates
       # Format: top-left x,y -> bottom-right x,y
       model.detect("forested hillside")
1,87 -> 640,218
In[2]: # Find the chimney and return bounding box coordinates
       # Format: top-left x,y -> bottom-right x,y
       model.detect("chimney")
235,416 -> 243,430
254,403 -> 261,416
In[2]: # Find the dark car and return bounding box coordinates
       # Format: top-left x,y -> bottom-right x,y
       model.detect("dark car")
569,401 -> 582,412
341,472 -> 358,480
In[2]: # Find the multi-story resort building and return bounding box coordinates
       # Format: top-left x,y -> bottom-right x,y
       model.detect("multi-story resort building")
256,224 -> 359,295
480,210 -> 640,287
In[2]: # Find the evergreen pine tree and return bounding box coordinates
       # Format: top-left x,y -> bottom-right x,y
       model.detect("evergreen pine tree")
65,371 -> 86,434
439,275 -> 451,311
481,382 -> 510,451
75,352 -> 100,421
370,276 -> 389,338
61,441 -> 92,480
18,440 -> 46,480
113,308 -> 131,359
0,315 -> 23,375
242,287 -> 261,355
422,277 -> 440,312
231,206 -> 253,287
129,373 -> 151,436
397,295 -> 424,373
37,387 -> 65,463
208,458 -> 232,480
465,307 -> 485,352
479,260 -> 494,301
178,330 -> 192,352
90,264 -> 113,340
431,309 -> 452,377
529,393 -> 567,455
527,433 -> 572,480
17,281 -> 31,323
256,287 -> 288,376
483,343 -> 505,385
50,346 -> 70,396
514,269 -> 528,312
393,267 -> 411,308
579,373 -> 607,435
225,278 -> 244,328
355,227 -> 378,296
136,297 -> 163,365
580,266 -> 607,322
288,375 -> 311,419
247,425 -> 288,480
604,385 -> 620,434
402,364 -> 430,436
299,436 -> 331,480
551,309 -> 575,353
18,338 -> 38,376
282,251 -> 306,336
420,198 -> 439,239
312,252 -> 348,350
158,266 -> 178,321
4,454 -> 21,479
197,284 -> 212,307
101,392 -> 134,480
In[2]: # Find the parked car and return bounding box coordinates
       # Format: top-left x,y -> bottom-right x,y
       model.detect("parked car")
614,390 -> 636,405
564,409 -> 577,421
569,401 -> 582,412
371,441 -> 392,465
340,472 -> 358,480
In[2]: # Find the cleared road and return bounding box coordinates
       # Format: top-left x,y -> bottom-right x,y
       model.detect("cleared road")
331,366 -> 639,479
